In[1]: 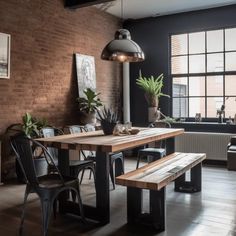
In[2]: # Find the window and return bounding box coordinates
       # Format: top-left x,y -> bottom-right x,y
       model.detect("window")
171,28 -> 236,119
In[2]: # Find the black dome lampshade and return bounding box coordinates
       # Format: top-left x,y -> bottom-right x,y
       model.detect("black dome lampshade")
101,29 -> 145,62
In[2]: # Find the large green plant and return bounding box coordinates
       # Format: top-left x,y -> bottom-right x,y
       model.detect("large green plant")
136,71 -> 169,107
76,88 -> 103,114
5,113 -> 47,138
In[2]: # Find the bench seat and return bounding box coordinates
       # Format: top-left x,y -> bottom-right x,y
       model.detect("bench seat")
116,152 -> 206,232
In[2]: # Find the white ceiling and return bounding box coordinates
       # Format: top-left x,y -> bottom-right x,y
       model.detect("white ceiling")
97,0 -> 236,19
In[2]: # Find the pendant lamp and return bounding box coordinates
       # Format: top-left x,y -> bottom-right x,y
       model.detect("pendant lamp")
101,0 -> 145,62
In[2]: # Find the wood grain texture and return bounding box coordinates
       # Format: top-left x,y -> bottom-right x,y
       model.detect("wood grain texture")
36,128 -> 184,152
116,152 -> 206,191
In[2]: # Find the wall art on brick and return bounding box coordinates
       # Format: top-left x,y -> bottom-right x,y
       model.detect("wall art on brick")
75,53 -> 96,98
0,32 -> 10,79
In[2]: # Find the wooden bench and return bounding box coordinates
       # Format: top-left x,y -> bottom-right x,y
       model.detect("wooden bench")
116,152 -> 206,232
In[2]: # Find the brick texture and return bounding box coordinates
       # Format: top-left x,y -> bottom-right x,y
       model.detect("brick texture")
0,0 -> 122,178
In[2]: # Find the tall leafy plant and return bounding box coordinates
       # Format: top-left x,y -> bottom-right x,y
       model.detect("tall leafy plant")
76,88 -> 103,114
136,71 -> 169,107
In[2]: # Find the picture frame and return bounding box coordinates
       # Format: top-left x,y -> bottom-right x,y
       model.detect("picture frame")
0,32 -> 10,79
75,53 -> 96,97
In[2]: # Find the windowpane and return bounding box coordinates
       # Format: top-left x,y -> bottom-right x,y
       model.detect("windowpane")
189,32 -> 205,54
207,30 -> 223,52
225,28 -> 236,51
207,76 -> 223,96
225,97 -> 236,117
171,34 -> 187,56
207,53 -> 224,72
189,77 -> 205,96
189,55 -> 205,73
171,56 -> 188,74
172,77 -> 188,97
171,28 -> 236,119
207,97 -> 223,117
225,75 -> 236,96
172,97 -> 188,118
225,52 -> 236,71
189,98 -> 205,117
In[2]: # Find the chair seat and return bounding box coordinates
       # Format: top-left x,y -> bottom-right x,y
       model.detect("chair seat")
69,159 -> 94,167
228,145 -> 236,152
38,174 -> 77,188
139,148 -> 166,156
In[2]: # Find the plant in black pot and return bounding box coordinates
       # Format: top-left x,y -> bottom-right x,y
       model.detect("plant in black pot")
97,107 -> 119,135
76,88 -> 103,125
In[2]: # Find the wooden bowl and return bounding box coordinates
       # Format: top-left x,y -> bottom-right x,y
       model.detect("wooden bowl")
129,128 -> 140,135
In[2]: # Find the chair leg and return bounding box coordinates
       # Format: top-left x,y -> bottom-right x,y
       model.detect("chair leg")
19,185 -> 30,235
53,199 -> 57,219
136,152 -> 142,169
80,169 -> 85,184
40,198 -> 53,236
110,159 -> 115,190
73,186 -> 86,223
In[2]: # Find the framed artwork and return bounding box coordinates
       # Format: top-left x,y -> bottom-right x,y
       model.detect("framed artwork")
75,53 -> 96,97
0,33 -> 10,79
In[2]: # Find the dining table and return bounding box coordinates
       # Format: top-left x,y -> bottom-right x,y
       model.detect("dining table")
36,127 -> 184,225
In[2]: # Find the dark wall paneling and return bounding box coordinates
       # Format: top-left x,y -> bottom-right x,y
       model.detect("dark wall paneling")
124,4 -> 236,126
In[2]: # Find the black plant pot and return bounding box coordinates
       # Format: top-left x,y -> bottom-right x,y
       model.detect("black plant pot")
101,121 -> 116,135
16,157 -> 48,183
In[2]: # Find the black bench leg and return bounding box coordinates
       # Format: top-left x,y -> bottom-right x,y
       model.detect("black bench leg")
150,188 -> 165,232
127,187 -> 166,232
191,162 -> 202,192
174,163 -> 202,193
127,187 -> 142,224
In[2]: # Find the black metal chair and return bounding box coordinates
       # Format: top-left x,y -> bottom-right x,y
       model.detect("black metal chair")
68,124 -> 124,190
10,134 -> 85,236
136,121 -> 171,169
40,127 -> 95,184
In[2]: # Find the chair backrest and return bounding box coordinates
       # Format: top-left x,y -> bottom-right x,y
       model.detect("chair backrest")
68,125 -> 95,158
11,134 -> 63,186
40,127 -> 63,161
10,135 -> 39,185
84,124 -> 96,132
68,125 -> 83,134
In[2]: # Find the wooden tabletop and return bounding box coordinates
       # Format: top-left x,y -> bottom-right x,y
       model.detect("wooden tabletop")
36,127 -> 184,153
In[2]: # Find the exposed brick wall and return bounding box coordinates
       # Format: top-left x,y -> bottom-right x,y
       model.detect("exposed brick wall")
0,0 -> 122,179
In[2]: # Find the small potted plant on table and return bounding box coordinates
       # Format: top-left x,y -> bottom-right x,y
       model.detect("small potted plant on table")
97,107 -> 119,135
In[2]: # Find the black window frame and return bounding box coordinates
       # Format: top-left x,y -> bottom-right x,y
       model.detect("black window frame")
170,27 -> 236,119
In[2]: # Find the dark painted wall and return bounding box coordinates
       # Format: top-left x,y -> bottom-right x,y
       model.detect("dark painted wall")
124,4 -> 236,126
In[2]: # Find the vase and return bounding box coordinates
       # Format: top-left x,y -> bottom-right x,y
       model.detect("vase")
79,111 -> 97,125
148,107 -> 160,123
101,121 -> 117,135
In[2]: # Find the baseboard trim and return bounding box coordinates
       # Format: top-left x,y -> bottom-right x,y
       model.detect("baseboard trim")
203,159 -> 227,167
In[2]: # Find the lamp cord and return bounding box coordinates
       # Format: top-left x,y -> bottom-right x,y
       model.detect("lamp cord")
121,0 -> 124,20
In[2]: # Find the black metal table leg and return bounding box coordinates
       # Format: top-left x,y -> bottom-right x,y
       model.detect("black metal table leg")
58,149 -> 70,213
95,151 -> 110,225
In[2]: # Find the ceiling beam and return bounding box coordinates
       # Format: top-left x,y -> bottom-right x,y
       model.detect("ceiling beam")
65,0 -> 115,9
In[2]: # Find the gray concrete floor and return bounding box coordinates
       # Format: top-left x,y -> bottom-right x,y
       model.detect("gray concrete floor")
1,158 -> 236,236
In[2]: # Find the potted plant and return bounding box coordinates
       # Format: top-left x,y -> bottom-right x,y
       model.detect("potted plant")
136,71 -> 170,122
76,88 -> 103,125
5,113 -> 48,182
97,107 -> 119,135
